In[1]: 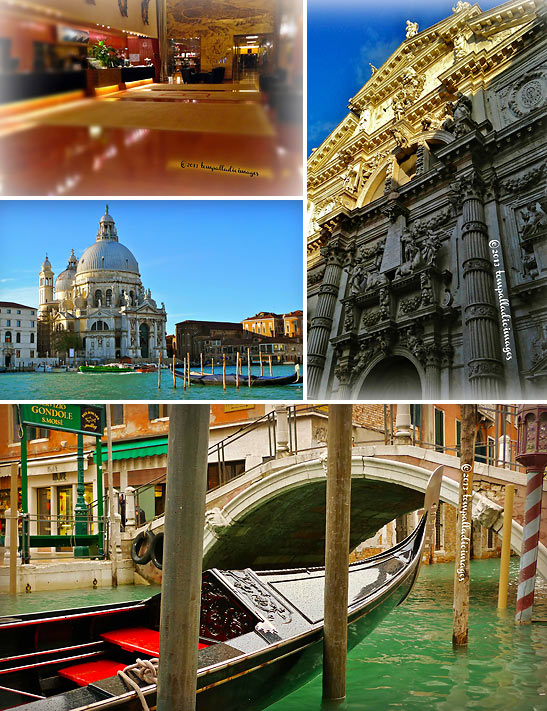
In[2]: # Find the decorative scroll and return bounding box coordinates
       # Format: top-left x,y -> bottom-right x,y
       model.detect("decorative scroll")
200,573 -> 257,642
224,570 -> 293,624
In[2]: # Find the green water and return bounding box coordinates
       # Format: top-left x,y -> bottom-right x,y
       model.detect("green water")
0,365 -> 303,400
269,558 -> 547,711
1,560 -> 545,710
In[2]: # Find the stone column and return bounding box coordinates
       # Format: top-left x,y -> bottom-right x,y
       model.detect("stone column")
423,348 -> 441,399
394,404 -> 412,444
124,486 -> 136,532
458,171 -> 504,398
274,405 -> 289,455
308,239 -> 347,398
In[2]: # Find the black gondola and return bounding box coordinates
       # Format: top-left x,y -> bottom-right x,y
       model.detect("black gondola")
173,370 -> 300,387
1,467 -> 443,711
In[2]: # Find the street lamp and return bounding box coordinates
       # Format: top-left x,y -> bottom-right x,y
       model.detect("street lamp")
515,405 -> 547,623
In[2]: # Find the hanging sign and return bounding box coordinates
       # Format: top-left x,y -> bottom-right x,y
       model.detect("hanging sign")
20,404 -> 105,437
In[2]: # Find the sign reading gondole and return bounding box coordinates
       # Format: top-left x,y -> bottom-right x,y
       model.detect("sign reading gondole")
20,404 -> 105,437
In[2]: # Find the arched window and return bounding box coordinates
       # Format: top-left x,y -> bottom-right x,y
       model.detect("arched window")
5,331 -> 11,343
91,320 -> 109,331
105,289 -> 112,307
95,289 -> 102,307
56,324 -> 64,332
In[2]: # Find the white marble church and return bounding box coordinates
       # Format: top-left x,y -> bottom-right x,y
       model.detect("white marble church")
38,206 -> 167,362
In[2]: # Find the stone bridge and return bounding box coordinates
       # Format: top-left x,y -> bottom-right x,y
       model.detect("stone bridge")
134,444 -> 547,581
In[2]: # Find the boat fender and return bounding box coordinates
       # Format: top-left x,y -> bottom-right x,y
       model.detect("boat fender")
130,530 -> 155,565
150,531 -> 164,570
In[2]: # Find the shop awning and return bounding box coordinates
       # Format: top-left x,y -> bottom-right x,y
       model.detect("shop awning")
93,437 -> 169,463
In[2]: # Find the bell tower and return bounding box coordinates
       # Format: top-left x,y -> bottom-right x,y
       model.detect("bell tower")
39,254 -> 54,316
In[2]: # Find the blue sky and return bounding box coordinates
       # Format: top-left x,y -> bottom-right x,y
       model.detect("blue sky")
0,200 -> 303,334
308,0 -> 503,155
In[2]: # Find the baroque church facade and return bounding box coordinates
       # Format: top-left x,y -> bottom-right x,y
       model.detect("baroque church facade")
307,0 -> 547,399
38,206 -> 167,362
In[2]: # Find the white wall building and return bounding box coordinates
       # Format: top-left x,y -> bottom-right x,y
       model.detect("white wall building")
0,301 -> 38,368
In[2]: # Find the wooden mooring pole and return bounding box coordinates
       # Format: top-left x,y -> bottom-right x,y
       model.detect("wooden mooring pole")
323,404 -> 353,701
452,404 -> 477,646
200,352 -> 203,375
236,352 -> 240,390
187,352 -> 191,388
497,484 -> 514,609
259,350 -> 263,376
106,405 -> 118,588
158,352 -> 161,389
269,355 -> 273,376
172,353 -> 176,388
247,347 -> 251,389
223,354 -> 226,391
9,462 -> 18,595
157,405 -> 209,711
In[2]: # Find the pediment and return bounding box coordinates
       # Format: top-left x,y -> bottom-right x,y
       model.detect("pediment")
308,0 -> 542,177
527,352 -> 547,378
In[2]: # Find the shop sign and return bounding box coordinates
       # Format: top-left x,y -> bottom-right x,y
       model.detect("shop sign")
20,404 -> 105,437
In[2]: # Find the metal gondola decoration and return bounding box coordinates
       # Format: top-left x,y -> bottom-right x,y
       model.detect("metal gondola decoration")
1,467 -> 443,711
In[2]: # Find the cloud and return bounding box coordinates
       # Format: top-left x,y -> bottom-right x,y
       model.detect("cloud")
355,34 -> 400,87
0,285 -> 38,307
308,119 -> 339,150
0,278 -> 15,283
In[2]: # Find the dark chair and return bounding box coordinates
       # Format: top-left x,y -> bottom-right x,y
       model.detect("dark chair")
181,68 -> 191,84
209,67 -> 225,84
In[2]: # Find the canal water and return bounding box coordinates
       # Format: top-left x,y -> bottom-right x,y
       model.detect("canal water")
0,559 -> 544,710
0,365 -> 303,400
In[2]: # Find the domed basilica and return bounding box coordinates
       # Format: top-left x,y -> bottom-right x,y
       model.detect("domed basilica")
38,206 -> 167,362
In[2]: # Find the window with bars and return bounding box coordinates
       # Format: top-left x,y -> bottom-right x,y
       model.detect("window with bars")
148,404 -> 168,420
434,502 -> 444,550
434,408 -> 445,453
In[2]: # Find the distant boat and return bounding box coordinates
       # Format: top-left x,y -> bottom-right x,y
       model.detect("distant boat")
79,364 -> 134,373
135,364 -> 157,373
174,370 -> 300,387
1,468 -> 443,711
34,365 -> 69,373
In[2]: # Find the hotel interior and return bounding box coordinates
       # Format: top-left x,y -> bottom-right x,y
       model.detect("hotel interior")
0,0 -> 302,196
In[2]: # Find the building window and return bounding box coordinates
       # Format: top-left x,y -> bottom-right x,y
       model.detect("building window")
6,320 -> 10,327
30,333 -> 35,343
91,321 -> 109,331
30,321 -> 35,327
95,289 -> 102,307
30,350 -> 34,358
5,331 -> 11,343
11,405 -> 20,442
31,310 -> 35,315
455,419 -> 461,457
28,425 -> 48,440
487,526 -> 494,549
16,310 -> 21,314
111,404 -> 124,426
434,408 -> 445,453
16,320 -> 21,327
105,289 -> 112,307
6,309 -> 10,314
148,404 -> 168,420
16,333 -> 21,343
475,430 -> 487,463
434,502 -> 444,550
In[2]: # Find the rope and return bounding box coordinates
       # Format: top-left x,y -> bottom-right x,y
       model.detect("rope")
117,657 -> 158,711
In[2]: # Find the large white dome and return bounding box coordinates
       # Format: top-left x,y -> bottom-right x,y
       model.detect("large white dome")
76,240 -> 139,275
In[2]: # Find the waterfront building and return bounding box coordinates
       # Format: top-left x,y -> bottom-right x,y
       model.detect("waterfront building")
307,0 -> 547,399
37,206 -> 167,363
0,302 -> 38,368
175,318 -> 303,364
242,310 -> 303,338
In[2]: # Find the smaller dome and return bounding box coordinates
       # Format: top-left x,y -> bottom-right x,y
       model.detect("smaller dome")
55,249 -> 77,292
41,254 -> 52,271
100,204 -> 114,224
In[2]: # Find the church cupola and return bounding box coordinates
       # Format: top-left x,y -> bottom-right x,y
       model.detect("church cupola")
96,204 -> 118,242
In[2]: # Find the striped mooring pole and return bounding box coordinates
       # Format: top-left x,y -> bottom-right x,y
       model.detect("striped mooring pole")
515,467 -> 545,623
515,404 -> 547,625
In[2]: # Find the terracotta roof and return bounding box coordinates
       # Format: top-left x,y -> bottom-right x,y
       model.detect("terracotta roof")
0,301 -> 36,310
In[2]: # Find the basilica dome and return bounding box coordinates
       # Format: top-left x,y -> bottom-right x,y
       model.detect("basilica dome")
76,206 -> 139,275
55,249 -> 77,292
76,240 -> 140,275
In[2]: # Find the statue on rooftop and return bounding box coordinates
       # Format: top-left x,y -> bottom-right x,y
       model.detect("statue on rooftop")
406,21 -> 419,38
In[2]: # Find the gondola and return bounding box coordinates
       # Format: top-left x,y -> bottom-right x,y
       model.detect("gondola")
173,370 -> 300,387
2,467 -> 442,711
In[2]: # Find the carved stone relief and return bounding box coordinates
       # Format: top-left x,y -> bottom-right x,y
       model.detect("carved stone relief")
497,68 -> 547,126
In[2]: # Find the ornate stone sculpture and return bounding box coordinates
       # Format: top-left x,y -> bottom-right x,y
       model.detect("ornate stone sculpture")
453,33 -> 467,62
390,127 -> 409,149
452,1 -> 471,11
421,230 -> 442,264
369,63 -> 377,75
406,20 -> 419,38
354,107 -> 370,135
344,163 -> 361,193
519,202 -> 547,239
395,242 -> 421,278
452,92 -> 473,121
442,92 -> 474,135
349,262 -> 367,294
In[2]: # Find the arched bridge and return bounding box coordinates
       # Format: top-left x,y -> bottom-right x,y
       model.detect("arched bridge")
136,445 -> 547,580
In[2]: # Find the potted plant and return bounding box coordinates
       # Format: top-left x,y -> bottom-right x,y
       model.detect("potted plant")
89,40 -> 120,68
87,41 -> 123,91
